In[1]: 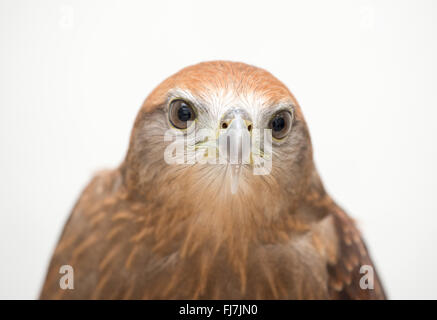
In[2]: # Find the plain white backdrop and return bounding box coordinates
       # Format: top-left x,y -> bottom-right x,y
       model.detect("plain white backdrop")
1,0 -> 436,299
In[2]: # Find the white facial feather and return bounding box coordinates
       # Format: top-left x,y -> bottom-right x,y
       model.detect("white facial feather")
167,87 -> 294,132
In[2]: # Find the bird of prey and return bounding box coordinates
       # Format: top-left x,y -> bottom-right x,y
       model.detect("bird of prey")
40,61 -> 386,299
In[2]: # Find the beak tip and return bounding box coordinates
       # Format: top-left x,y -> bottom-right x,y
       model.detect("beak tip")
230,164 -> 242,195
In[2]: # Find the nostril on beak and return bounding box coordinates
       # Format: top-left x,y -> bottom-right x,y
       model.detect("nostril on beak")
221,120 -> 252,132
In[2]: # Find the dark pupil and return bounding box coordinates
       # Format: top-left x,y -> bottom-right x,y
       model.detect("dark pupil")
177,104 -> 192,122
271,116 -> 285,132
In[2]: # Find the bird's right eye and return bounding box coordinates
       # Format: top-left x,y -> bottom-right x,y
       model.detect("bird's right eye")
168,99 -> 197,129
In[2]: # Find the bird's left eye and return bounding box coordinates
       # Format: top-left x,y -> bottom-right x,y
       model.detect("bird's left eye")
169,99 -> 197,129
268,110 -> 293,140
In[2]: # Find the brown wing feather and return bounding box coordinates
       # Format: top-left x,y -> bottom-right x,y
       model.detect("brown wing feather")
39,169 -> 130,299
327,204 -> 386,299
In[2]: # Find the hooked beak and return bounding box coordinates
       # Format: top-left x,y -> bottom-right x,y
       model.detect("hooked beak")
218,109 -> 252,195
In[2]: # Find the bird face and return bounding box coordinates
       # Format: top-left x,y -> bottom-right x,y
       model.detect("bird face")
125,62 -> 314,214
162,86 -> 296,193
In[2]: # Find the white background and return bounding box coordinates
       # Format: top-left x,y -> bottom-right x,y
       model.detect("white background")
1,0 -> 436,299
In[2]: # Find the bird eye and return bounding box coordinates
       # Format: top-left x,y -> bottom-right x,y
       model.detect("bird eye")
268,110 -> 293,140
169,99 -> 196,129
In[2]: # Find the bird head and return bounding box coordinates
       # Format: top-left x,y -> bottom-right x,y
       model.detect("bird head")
124,61 -> 316,219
